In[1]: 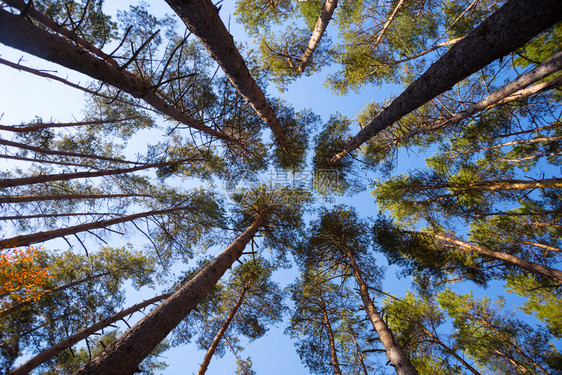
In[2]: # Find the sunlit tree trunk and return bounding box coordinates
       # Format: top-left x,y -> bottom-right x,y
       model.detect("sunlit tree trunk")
319,295 -> 343,375
72,215 -> 263,375
9,293 -> 171,375
330,0 -> 562,162
197,284 -> 249,375
297,0 -> 338,73
341,244 -> 419,375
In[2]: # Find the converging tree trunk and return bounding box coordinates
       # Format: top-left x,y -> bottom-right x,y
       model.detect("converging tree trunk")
341,245 -> 419,375
415,231 -> 562,284
297,0 -> 338,73
72,215 -> 264,375
0,8 -> 237,144
330,0 -> 562,162
9,293 -> 170,375
319,295 -> 343,375
197,284 -> 250,375
164,0 -> 290,156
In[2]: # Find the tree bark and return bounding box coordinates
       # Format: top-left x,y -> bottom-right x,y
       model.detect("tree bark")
197,284 -> 249,375
164,0 -> 290,156
330,0 -> 562,163
415,231 -> 562,284
0,117 -> 139,133
341,245 -> 419,375
296,0 -> 338,73
0,205 -> 194,250
0,8 -> 237,144
0,193 -> 149,204
9,293 -> 170,375
319,295 -> 343,375
370,0 -> 405,51
417,177 -> 562,193
395,51 -> 562,145
72,216 -> 263,375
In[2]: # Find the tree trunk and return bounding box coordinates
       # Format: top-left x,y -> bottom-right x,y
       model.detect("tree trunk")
197,284 -> 249,375
415,231 -> 562,284
341,245 -> 419,375
417,177 -> 562,193
395,51 -> 562,145
0,162 -> 165,189
0,193 -> 149,204
0,137 -> 141,165
9,293 -> 170,375
319,295 -> 343,375
0,272 -> 111,318
72,216 -> 263,375
0,205 -> 194,250
348,324 -> 369,375
370,0 -> 405,51
0,8 -> 237,144
296,0 -> 338,73
164,0 -> 290,156
330,0 -> 562,162
0,212 -> 121,221
0,117 -> 139,133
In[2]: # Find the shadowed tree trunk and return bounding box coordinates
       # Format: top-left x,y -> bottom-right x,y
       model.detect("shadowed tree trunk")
319,295 -> 343,375
296,0 -> 338,73
341,245 -> 419,375
164,0 -> 290,157
414,231 -> 562,284
330,0 -> 562,163
71,215 -> 264,375
0,204 -> 196,249
9,293 -> 171,375
0,8 -> 238,144
0,193 -> 150,204
197,284 -> 250,375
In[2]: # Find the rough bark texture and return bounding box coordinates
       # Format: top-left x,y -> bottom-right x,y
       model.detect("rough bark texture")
197,285 -> 249,375
72,216 -> 263,375
297,0 -> 338,73
0,205 -> 193,249
418,232 -> 562,284
319,296 -> 343,375
330,0 -> 562,162
9,293 -> 170,375
342,246 -> 419,375
0,8 -> 235,144
164,0 -> 289,154
396,51 -> 562,143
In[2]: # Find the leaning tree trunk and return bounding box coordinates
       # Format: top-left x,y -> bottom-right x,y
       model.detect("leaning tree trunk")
395,51 -> 562,144
0,8 -> 236,144
416,177 -> 562,194
330,0 -> 562,163
296,0 -> 338,73
319,295 -> 343,375
9,293 -> 171,375
415,232 -> 562,284
0,204 -> 194,249
341,245 -> 419,375
72,215 -> 264,375
0,193 -> 150,204
197,284 -> 250,375
164,0 -> 290,156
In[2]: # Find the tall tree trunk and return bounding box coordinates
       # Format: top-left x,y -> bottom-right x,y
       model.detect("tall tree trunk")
417,177 -> 562,193
0,272 -> 111,318
296,0 -> 338,73
9,293 -> 170,375
348,324 -> 369,375
319,295 -> 343,375
370,0 -> 405,51
0,205 -> 194,250
0,8 -> 237,145
0,137 -> 141,165
72,215 -> 264,375
0,162 -> 165,189
164,0 -> 290,157
197,284 -> 249,375
330,0 -> 562,163
395,51 -> 562,145
341,245 -> 419,375
0,117 -> 139,133
415,231 -> 562,284
0,193 -> 149,204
